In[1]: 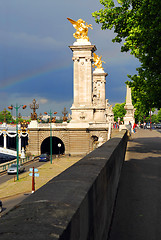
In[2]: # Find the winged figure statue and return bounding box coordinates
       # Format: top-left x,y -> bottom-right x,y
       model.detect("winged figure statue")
92,53 -> 106,70
67,18 -> 93,41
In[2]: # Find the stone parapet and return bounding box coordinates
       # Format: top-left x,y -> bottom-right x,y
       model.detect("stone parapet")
0,130 -> 127,240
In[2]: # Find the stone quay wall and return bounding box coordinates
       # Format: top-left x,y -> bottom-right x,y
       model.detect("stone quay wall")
0,130 -> 127,240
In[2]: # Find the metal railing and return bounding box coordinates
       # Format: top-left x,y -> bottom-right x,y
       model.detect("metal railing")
0,156 -> 38,175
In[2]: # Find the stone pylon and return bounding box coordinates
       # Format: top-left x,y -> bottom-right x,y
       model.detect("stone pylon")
124,85 -> 135,126
69,41 -> 97,123
93,68 -> 108,122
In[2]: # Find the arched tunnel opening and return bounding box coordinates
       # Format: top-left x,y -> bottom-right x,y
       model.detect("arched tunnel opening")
41,137 -> 65,155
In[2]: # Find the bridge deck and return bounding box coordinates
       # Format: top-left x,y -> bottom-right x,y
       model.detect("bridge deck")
0,147 -> 17,156
109,129 -> 161,240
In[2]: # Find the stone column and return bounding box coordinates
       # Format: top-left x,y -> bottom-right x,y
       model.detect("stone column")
69,43 -> 97,122
124,85 -> 135,126
70,45 -> 96,107
93,68 -> 107,108
3,132 -> 7,149
19,135 -> 21,156
92,68 -> 108,122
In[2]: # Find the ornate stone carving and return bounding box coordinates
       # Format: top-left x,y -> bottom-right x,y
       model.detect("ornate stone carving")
79,112 -> 86,120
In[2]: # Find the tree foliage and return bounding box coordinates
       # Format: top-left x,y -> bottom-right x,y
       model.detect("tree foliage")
157,109 -> 161,122
150,114 -> 158,124
0,110 -> 15,124
93,0 -> 161,109
113,103 -> 126,121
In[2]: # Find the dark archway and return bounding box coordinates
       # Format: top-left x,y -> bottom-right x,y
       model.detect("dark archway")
22,136 -> 28,150
7,135 -> 16,150
0,135 -> 3,147
41,137 -> 65,155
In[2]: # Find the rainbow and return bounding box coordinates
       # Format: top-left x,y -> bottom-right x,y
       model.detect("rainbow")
1,61 -> 72,90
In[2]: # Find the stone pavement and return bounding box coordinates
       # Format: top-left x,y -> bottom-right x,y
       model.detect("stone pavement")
0,155 -> 82,200
108,129 -> 161,240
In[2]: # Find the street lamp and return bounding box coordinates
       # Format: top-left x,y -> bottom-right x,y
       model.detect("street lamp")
18,112 -> 22,123
44,111 -> 57,164
30,99 -> 39,120
58,143 -> 61,157
8,104 -> 27,180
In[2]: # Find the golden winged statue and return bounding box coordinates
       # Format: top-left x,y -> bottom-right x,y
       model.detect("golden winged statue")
92,53 -> 106,70
67,18 -> 93,41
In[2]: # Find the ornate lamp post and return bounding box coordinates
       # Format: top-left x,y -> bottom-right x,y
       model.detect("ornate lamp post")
58,143 -> 61,157
18,113 -> 22,123
44,111 -> 57,164
8,104 -> 27,180
62,107 -> 68,122
30,99 -> 39,120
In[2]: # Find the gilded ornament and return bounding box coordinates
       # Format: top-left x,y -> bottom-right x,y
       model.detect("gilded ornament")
92,53 -> 105,70
67,18 -> 92,41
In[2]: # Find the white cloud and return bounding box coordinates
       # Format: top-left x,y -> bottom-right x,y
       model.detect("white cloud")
39,98 -> 48,104
0,30 -> 64,50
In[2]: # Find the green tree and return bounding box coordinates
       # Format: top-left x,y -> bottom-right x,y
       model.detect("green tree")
113,103 -> 126,121
93,0 -> 161,108
129,79 -> 150,122
157,109 -> 161,123
0,110 -> 15,123
151,114 -> 159,124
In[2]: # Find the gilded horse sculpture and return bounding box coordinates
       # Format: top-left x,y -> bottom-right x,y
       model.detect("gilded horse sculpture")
92,53 -> 106,70
67,18 -> 93,41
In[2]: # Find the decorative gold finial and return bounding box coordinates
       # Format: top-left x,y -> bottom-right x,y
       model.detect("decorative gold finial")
92,53 -> 106,70
67,18 -> 92,41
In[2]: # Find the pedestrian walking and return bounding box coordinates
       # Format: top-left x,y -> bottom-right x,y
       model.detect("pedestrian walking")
143,122 -> 146,129
133,123 -> 137,133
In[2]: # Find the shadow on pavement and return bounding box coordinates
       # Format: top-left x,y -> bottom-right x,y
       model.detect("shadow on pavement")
108,133 -> 161,240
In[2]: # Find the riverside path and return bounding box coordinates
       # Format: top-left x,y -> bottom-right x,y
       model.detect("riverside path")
108,129 -> 161,240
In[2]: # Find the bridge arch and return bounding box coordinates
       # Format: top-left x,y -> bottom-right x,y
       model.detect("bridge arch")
41,136 -> 65,155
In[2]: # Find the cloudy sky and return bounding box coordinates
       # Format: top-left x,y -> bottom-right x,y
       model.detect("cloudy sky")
0,0 -> 140,117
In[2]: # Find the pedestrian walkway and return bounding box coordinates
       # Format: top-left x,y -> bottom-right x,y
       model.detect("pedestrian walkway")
108,129 -> 161,240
